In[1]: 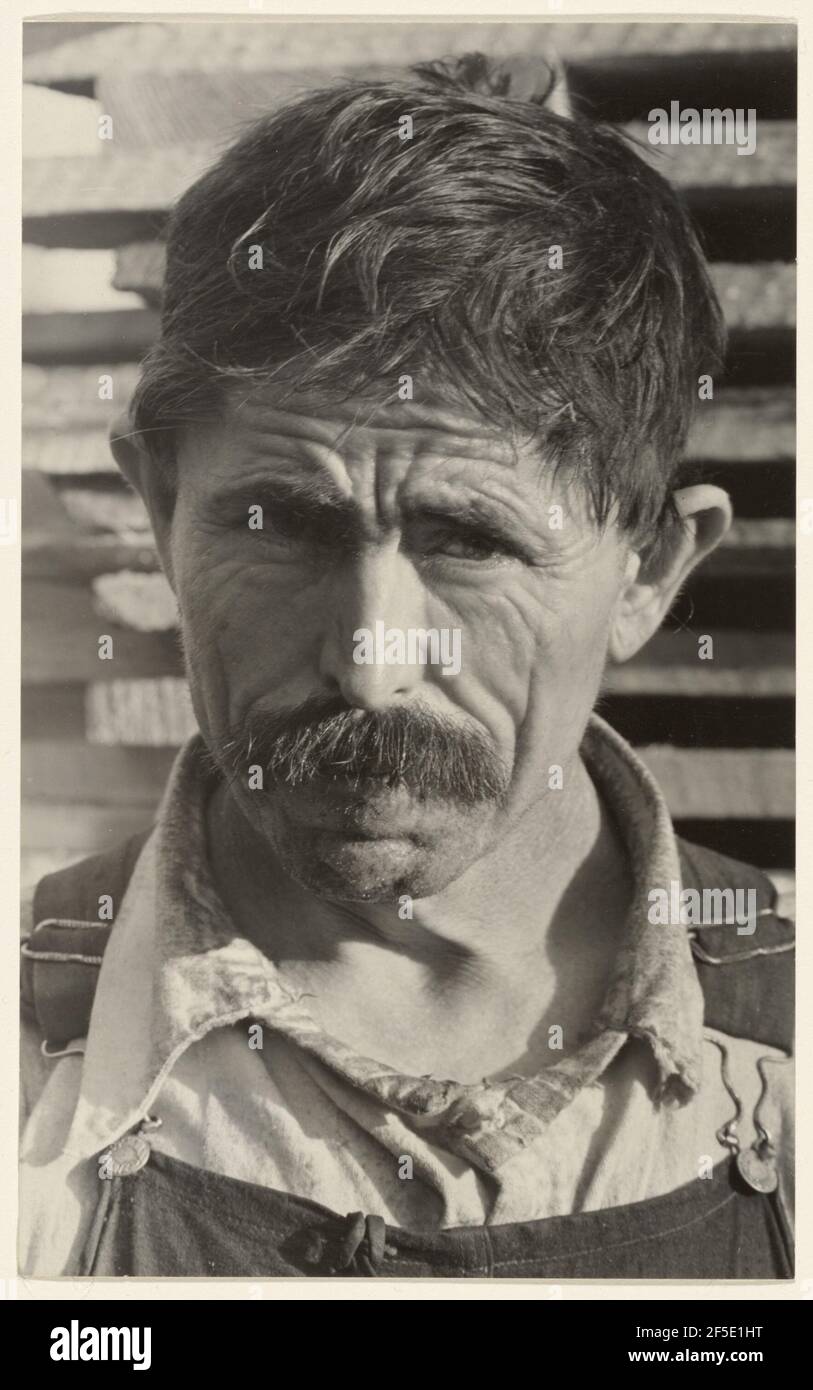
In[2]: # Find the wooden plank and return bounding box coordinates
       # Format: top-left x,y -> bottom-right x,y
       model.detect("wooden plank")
601,693 -> 792,751
22,678 -> 194,745
672,818 -> 793,871
92,572 -> 177,631
607,630 -> 793,696
720,519 -> 794,548
22,245 -> 143,314
638,746 -> 793,818
685,389 -> 794,461
624,119 -> 794,188
58,487 -> 150,536
113,241 -> 165,307
676,570 -> 792,632
706,519 -> 793,577
22,846 -> 100,891
724,327 -> 794,389
22,683 -> 86,740
23,532 -> 160,581
687,185 -> 795,264
23,362 -> 141,429
23,741 -> 178,805
24,145 -> 215,221
23,579 -> 183,684
703,545 -> 793,582
24,428 -> 119,474
24,209 -> 167,251
23,20 -> 119,61
21,471 -> 157,579
86,677 -> 196,746
22,802 -> 156,852
21,469 -> 76,540
22,310 -> 159,363
23,21 -> 796,93
706,458 -> 794,520
94,68 -> 408,147
572,50 -> 796,124
710,264 -> 795,331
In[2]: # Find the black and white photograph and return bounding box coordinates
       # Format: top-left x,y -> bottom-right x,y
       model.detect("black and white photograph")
19,13 -> 796,1286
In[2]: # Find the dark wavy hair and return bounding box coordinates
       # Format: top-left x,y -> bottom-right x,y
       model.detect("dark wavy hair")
130,53 -> 725,539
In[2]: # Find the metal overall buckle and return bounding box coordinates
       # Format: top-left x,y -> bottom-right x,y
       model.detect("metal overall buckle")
711,1041 -> 784,1194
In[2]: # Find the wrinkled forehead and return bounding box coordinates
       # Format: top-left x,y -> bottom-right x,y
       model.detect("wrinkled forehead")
222,381 -> 511,453
177,380 -> 580,507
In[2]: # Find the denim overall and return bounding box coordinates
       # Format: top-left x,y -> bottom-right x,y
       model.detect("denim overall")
24,833 -> 795,1280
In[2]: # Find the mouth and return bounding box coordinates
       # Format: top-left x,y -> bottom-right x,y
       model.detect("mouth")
270,774 -> 452,842
316,825 -> 416,843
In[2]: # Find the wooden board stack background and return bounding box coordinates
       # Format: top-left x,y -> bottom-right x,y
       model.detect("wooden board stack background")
21,19 -> 796,887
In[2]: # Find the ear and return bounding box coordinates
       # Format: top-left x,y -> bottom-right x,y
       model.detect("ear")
109,411 -> 177,590
609,484 -> 732,663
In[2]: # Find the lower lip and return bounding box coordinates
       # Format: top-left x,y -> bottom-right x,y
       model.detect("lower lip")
279,785 -> 424,838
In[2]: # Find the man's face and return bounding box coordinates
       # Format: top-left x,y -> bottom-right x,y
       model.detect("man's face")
168,388 -> 629,902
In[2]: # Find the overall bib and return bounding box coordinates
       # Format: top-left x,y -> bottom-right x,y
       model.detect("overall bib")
78,1141 -> 793,1279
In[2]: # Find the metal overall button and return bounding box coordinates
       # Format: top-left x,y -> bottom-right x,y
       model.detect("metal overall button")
736,1143 -> 778,1195
99,1115 -> 161,1178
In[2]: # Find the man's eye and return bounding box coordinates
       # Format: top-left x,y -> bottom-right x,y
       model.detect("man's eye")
425,528 -> 515,562
263,508 -> 305,539
240,507 -> 322,544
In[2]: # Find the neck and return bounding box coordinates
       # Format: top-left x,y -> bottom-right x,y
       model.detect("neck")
206,758 -> 633,1079
206,752 -> 628,982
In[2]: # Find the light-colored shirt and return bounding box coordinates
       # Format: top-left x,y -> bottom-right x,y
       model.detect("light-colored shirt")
19,714 -> 794,1277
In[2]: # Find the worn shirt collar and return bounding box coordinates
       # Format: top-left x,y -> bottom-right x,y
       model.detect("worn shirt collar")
64,714 -> 704,1171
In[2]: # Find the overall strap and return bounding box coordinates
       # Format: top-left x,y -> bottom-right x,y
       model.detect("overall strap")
678,838 -> 795,1053
22,828 -> 152,1051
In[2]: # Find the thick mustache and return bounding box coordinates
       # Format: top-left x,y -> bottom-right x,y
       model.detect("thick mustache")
217,696 -> 509,805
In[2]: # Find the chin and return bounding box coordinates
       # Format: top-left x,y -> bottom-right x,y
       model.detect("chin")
245,782 -> 501,903
267,810 -> 496,902
273,832 -> 448,902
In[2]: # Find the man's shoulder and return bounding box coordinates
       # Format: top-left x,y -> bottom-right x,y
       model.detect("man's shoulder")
21,828 -> 153,1052
677,836 -> 791,908
24,829 -> 153,933
676,835 -> 795,1053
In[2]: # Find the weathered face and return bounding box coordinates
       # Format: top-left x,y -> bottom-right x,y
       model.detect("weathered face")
167,388 -> 629,901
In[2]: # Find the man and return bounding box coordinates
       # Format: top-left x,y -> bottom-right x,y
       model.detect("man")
20,56 -> 794,1279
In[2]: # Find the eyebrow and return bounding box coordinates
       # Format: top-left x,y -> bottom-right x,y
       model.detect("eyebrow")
400,493 -> 527,541
209,475 -> 357,524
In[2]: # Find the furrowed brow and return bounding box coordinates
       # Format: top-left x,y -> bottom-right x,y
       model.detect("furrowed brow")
401,494 -> 523,538
209,475 -> 356,524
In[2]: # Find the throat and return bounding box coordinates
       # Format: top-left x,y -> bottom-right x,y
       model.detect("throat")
205,767 -> 633,1083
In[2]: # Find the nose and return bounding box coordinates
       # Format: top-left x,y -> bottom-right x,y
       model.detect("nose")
318,541 -> 432,711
